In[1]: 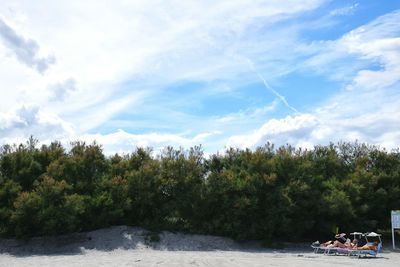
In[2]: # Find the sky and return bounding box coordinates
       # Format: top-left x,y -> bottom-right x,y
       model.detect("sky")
0,0 -> 399,155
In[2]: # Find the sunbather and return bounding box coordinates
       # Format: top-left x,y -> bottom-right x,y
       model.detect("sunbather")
315,233 -> 346,247
317,237 -> 357,249
357,241 -> 378,251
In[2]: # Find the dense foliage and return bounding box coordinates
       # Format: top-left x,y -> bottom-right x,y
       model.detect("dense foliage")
0,137 -> 399,240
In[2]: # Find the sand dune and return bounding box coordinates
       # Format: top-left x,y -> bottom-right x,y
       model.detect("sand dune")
1,226 -> 399,267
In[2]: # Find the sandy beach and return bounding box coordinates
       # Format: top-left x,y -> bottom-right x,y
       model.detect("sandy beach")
1,226 -> 399,267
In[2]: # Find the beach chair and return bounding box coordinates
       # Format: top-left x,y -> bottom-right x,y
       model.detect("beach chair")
311,233 -> 348,254
348,242 -> 381,258
311,241 -> 334,254
324,243 -> 357,256
349,232 -> 382,258
311,241 -> 340,254
329,247 -> 353,256
357,242 -> 382,257
311,232 -> 364,256
311,241 -> 325,253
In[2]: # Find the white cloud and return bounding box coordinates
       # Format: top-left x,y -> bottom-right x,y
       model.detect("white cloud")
0,2 -> 399,154
75,129 -> 221,156
0,104 -> 223,155
227,114 -> 318,149
0,104 -> 74,143
227,10 -> 400,150
228,94 -> 400,150
306,10 -> 400,82
0,0 -> 325,140
0,17 -> 55,73
48,78 -> 76,101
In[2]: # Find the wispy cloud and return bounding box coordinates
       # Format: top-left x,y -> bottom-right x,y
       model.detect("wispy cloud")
0,1 -> 398,154
330,3 -> 359,17
246,59 -> 299,114
215,100 -> 278,124
228,10 -> 400,150
0,0 -> 324,136
305,10 -> 400,82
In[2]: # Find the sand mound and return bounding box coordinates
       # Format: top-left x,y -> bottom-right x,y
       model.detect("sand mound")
0,226 -> 245,255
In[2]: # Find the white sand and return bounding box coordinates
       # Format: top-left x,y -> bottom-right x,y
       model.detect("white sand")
1,226 -> 399,267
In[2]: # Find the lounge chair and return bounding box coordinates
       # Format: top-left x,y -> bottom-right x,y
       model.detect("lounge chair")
349,242 -> 382,258
349,232 -> 382,258
311,241 -> 351,255
311,241 -> 325,253
311,233 -> 347,254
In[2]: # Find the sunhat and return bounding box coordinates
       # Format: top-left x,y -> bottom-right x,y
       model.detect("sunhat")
335,233 -> 346,239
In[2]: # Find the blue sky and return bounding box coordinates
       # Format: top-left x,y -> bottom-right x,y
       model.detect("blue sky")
0,0 -> 399,154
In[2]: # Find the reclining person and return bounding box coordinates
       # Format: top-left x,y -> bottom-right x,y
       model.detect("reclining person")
357,241 -> 378,251
317,233 -> 358,249
317,233 -> 347,247
323,238 -> 357,249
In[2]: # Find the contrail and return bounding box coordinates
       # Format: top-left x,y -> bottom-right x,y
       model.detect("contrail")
245,58 -> 299,114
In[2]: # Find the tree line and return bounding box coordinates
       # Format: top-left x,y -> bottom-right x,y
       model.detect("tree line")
0,137 -> 399,240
